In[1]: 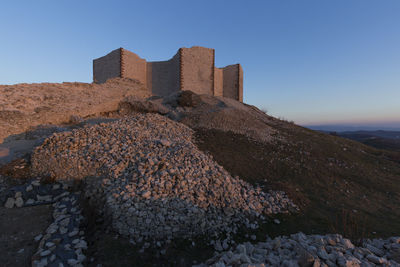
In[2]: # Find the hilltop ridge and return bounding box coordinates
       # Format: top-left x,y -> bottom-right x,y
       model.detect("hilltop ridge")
0,78 -> 149,144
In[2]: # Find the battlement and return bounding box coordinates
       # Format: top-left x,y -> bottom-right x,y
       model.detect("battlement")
93,46 -> 243,102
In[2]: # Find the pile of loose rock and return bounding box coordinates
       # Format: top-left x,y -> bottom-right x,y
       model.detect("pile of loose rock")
32,192 -> 87,267
199,233 -> 400,266
32,114 -> 297,243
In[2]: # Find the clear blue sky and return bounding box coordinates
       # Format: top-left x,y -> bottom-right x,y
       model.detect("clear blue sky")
1,0 -> 399,126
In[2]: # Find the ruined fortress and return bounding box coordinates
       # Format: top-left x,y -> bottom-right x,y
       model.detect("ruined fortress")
93,46 -> 243,102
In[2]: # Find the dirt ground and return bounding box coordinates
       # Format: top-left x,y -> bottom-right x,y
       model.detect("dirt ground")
0,78 -> 149,143
0,158 -> 53,267
0,205 -> 53,267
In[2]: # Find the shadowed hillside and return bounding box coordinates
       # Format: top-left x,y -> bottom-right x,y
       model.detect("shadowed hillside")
194,120 -> 400,239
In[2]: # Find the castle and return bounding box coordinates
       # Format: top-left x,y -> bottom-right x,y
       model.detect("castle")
93,46 -> 243,102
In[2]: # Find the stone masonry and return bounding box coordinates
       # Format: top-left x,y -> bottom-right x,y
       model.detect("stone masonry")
93,46 -> 243,102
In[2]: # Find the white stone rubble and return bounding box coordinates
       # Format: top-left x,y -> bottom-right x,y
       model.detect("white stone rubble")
32,114 -> 298,242
2,179 -> 67,208
199,233 -> 400,267
32,191 -> 87,267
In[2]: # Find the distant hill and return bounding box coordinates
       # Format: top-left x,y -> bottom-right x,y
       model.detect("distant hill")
340,130 -> 400,139
306,124 -> 400,132
322,130 -> 400,152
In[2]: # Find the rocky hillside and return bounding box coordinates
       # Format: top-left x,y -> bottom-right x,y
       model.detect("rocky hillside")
0,84 -> 399,266
116,91 -> 400,237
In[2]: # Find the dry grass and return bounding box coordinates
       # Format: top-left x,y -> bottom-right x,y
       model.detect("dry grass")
194,124 -> 400,238
330,208 -> 369,245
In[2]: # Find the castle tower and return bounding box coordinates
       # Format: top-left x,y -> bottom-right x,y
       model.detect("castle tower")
93,46 -> 243,102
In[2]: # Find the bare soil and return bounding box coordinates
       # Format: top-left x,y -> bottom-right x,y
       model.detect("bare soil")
0,205 -> 53,267
0,158 -> 53,267
0,78 -> 149,143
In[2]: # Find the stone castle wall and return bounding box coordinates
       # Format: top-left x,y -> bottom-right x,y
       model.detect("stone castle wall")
93,49 -> 121,83
121,48 -> 147,86
93,46 -> 243,102
238,64 -> 243,102
180,47 -> 214,96
147,52 -> 181,96
223,64 -> 243,102
214,68 -> 223,97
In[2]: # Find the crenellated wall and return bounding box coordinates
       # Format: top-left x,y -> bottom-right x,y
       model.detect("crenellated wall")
93,46 -> 243,101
